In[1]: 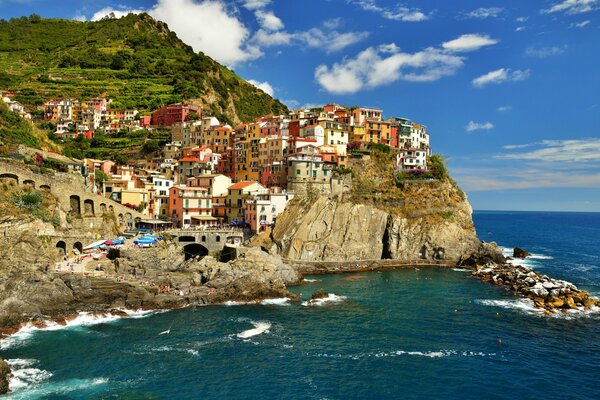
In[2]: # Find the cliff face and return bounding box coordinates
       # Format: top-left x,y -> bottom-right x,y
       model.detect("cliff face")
271,180 -> 483,263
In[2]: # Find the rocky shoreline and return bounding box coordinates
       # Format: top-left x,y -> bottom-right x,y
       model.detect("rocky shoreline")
471,261 -> 600,313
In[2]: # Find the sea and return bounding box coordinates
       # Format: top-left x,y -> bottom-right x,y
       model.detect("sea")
1,211 -> 599,399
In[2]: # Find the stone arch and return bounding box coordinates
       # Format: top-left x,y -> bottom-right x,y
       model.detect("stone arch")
178,236 -> 195,243
183,243 -> 209,261
40,184 -> 51,191
23,179 -> 35,188
56,241 -> 66,255
215,235 -> 221,243
118,213 -> 124,225
100,203 -> 107,214
109,205 -> 114,215
84,199 -> 95,216
201,235 -> 206,242
125,212 -> 132,222
0,173 -> 19,185
69,195 -> 81,216
73,241 -> 83,254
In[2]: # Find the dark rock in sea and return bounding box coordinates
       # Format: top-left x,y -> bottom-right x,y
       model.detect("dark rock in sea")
513,247 -> 530,259
311,289 -> 329,300
459,242 -> 506,267
0,357 -> 10,395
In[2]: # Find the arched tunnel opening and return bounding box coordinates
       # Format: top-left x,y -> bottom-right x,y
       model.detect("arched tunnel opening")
183,243 -> 209,261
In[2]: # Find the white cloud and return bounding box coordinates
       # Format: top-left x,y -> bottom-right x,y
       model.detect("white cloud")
466,121 -> 494,132
542,0 -> 599,14
149,0 -> 261,66
472,68 -> 531,88
442,34 -> 499,53
464,7 -> 504,19
299,28 -> 369,52
516,26 -> 526,32
525,46 -> 566,58
247,80 -> 274,96
348,0 -> 430,22
252,29 -> 294,46
453,138 -> 600,191
90,7 -> 144,21
254,10 -> 284,31
516,16 -> 529,22
242,0 -> 271,10
315,44 -> 464,94
253,26 -> 369,52
497,139 -> 600,163
497,105 -> 512,112
323,18 -> 342,30
571,20 -> 591,27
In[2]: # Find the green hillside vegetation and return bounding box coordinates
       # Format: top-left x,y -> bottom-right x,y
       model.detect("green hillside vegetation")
57,129 -> 170,162
0,102 -> 58,151
0,13 -> 287,125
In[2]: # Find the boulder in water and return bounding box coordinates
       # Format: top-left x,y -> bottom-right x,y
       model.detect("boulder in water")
311,289 -> 329,300
0,357 -> 10,395
513,247 -> 530,259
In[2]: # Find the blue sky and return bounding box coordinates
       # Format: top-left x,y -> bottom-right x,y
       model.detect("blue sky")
2,0 -> 599,211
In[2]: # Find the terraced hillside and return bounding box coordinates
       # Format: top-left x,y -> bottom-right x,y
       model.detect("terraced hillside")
0,13 -> 287,125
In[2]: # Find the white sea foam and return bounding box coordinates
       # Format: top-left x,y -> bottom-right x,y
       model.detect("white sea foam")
303,278 -> 320,283
313,349 -> 494,360
6,375 -> 108,399
452,268 -> 471,272
236,321 -> 271,339
260,298 -> 291,306
223,300 -> 254,306
0,309 -> 160,350
301,293 -> 346,307
6,359 -> 52,393
186,349 -> 199,356
477,298 -> 542,314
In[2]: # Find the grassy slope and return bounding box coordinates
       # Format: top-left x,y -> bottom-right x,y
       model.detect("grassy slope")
0,14 -> 287,125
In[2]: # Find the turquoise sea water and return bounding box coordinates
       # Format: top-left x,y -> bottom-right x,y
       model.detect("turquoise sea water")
1,211 -> 599,399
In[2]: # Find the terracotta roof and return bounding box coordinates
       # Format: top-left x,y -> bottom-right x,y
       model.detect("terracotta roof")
228,181 -> 257,190
179,157 -> 201,163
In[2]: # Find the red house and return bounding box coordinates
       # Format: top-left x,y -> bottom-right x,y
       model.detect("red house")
151,104 -> 200,127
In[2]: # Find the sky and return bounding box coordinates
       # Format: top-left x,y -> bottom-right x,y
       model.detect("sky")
1,0 -> 599,211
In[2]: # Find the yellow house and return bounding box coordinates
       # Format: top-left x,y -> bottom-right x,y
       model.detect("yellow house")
226,181 -> 264,223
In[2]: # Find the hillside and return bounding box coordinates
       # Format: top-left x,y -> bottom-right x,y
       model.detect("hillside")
0,13 -> 287,125
0,102 -> 57,151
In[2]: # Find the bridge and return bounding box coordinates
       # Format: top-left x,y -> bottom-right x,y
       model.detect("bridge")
167,229 -> 245,260
0,159 -> 145,230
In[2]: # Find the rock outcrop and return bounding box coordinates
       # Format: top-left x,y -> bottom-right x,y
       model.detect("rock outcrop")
0,357 -> 10,395
513,247 -> 530,259
271,180 -> 493,263
471,262 -> 600,312
0,244 -> 300,330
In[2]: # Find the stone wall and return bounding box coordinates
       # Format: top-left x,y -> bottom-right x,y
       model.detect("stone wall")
0,159 -> 145,228
287,173 -> 352,199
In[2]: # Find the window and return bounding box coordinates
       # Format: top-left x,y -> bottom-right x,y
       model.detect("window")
296,169 -> 301,175
312,170 -> 317,178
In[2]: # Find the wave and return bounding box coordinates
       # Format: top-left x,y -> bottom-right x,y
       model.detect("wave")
0,309 -> 161,350
303,278 -> 320,283
236,321 -> 271,339
6,359 -> 52,393
6,374 -> 108,400
312,349 -> 494,360
224,298 -> 291,306
452,268 -> 471,272
301,293 -> 346,307
260,298 -> 290,306
476,299 -> 600,319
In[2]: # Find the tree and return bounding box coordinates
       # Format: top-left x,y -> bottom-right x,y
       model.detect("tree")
141,140 -> 160,156
185,111 -> 200,121
95,170 -> 108,184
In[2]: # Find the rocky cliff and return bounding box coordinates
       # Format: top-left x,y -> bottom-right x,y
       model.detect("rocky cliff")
271,179 -> 488,263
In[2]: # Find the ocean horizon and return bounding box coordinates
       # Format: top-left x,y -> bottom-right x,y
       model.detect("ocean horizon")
1,211 -> 599,399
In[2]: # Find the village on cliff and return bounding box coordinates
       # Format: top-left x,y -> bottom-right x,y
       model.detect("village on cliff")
2,94 -> 431,232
